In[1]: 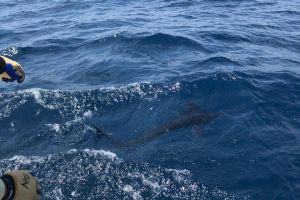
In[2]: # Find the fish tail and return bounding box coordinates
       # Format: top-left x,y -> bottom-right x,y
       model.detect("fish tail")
94,126 -> 109,137
94,126 -> 125,147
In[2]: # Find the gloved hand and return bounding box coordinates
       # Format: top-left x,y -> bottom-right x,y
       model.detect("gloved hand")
2,77 -> 14,82
17,78 -> 24,83
2,76 -> 25,83
0,170 -> 41,200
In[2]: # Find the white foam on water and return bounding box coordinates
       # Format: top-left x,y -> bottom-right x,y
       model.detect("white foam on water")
52,188 -> 63,200
170,81 -> 181,91
211,72 -> 240,82
83,110 -> 93,118
4,155 -> 47,165
81,148 -> 118,160
123,185 -> 133,192
0,149 -> 241,200
128,173 -> 161,194
0,46 -> 19,57
123,185 -> 143,200
46,123 -> 60,132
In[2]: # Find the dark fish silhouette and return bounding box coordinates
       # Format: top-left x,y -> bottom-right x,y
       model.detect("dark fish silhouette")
95,103 -> 221,147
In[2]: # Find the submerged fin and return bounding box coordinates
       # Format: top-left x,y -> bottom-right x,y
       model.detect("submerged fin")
94,126 -> 114,139
94,126 -> 106,136
94,126 -> 124,147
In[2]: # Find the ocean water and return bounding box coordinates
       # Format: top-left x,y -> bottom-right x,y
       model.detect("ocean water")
0,0 -> 300,199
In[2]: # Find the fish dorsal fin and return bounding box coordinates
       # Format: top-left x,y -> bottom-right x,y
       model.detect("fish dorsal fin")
185,102 -> 201,113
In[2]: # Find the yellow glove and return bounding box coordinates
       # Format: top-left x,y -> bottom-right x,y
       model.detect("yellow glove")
0,170 -> 41,200
0,56 -> 25,83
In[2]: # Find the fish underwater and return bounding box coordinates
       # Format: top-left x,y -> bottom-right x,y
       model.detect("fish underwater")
95,103 -> 221,148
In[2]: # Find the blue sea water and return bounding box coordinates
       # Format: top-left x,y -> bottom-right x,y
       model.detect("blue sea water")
0,0 -> 300,199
